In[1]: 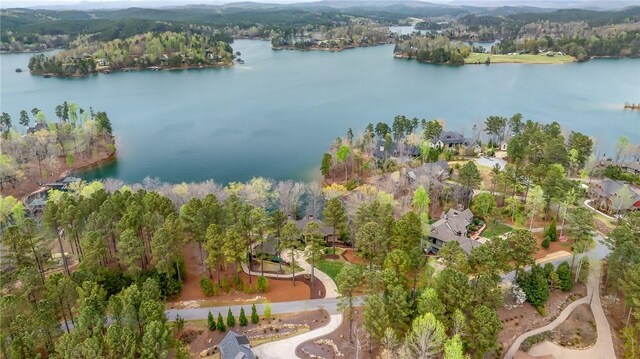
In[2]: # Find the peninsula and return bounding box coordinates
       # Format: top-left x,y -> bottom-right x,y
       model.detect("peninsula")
28,32 -> 234,77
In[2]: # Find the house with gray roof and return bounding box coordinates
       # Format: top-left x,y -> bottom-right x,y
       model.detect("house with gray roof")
427,208 -> 481,254
372,140 -> 420,160
295,215 -> 337,243
588,179 -> 640,213
219,331 -> 255,359
430,131 -> 479,152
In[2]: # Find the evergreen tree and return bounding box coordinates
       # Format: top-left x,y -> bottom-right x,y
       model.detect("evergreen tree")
217,313 -> 226,332
251,304 -> 259,324
239,307 -> 248,326
207,311 -> 215,331
226,308 -> 235,328
556,262 -> 573,291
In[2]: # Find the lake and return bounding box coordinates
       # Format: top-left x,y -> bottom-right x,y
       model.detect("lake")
1,40 -> 638,185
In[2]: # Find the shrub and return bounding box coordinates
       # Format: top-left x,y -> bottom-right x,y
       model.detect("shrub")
221,277 -> 231,293
239,307 -> 248,326
200,277 -> 214,296
536,306 -> 547,316
546,217 -> 558,242
227,308 -> 236,327
257,276 -> 269,293
542,236 -> 551,249
175,314 -> 185,334
264,302 -> 272,319
217,312 -> 226,332
233,275 -> 243,291
556,262 -> 573,291
251,304 -> 259,324
521,331 -> 552,351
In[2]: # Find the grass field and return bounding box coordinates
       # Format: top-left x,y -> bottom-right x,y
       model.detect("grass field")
482,222 -> 513,239
316,259 -> 345,282
465,53 -> 576,64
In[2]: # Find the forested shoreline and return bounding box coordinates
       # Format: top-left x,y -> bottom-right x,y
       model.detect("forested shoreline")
0,103 -> 115,198
27,31 -> 234,77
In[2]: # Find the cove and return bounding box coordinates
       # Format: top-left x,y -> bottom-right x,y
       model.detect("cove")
1,40 -> 638,184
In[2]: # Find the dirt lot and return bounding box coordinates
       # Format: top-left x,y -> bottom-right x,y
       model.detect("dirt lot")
499,283 -> 587,353
297,307 -> 377,359
342,249 -> 365,265
184,309 -> 329,357
550,304 -> 597,348
169,243 -> 320,308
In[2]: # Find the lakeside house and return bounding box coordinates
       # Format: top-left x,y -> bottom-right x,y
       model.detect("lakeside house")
26,122 -> 50,134
597,159 -> 640,175
430,131 -> 480,153
427,208 -> 481,254
372,140 -> 420,160
295,215 -> 336,244
219,331 -> 255,359
588,179 -> 640,213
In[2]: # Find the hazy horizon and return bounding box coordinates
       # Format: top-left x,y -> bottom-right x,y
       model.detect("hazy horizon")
2,0 -> 629,10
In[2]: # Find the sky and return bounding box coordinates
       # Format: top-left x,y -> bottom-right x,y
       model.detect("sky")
0,0 -> 627,10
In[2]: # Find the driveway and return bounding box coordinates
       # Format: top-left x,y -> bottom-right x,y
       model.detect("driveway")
504,263 -> 615,359
475,156 -> 507,169
252,314 -> 343,359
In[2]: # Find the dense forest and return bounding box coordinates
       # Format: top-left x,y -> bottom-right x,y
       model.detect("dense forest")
393,36 -> 473,64
27,31 -> 234,76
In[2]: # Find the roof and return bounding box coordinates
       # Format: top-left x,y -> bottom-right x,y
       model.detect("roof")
430,208 -> 478,254
219,331 -> 255,359
462,137 -> 479,149
28,198 -> 47,207
590,179 -> 640,210
439,131 -> 465,144
295,216 -> 333,237
372,140 -> 419,159
27,122 -> 49,134
253,235 -> 279,256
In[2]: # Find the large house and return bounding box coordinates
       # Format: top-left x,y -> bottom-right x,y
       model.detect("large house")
372,140 -> 420,160
427,208 -> 481,254
589,179 -> 640,213
430,131 -> 479,152
597,159 -> 640,175
295,215 -> 336,244
219,331 -> 255,359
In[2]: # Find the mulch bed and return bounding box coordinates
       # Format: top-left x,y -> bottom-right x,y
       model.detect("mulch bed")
551,303 -> 597,348
297,307 -> 378,359
186,309 -> 329,357
499,283 -> 587,353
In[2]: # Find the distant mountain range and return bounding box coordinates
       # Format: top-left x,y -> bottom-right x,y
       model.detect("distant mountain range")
2,0 -> 637,11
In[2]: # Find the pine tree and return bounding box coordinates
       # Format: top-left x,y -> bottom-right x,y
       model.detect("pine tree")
251,304 -> 259,324
239,307 -> 248,326
217,312 -> 226,332
226,308 -> 235,327
556,262 -> 573,291
207,311 -> 215,331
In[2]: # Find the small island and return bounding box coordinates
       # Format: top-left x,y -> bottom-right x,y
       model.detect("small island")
28,31 -> 234,77
0,102 -> 115,198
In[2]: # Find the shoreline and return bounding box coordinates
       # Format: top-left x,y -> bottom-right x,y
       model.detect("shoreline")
30,62 -> 234,78
272,41 -> 393,52
3,143 -> 116,201
393,52 -> 578,65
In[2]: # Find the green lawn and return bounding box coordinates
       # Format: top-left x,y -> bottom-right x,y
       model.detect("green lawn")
465,53 -> 576,64
481,222 -> 513,239
316,259 -> 345,282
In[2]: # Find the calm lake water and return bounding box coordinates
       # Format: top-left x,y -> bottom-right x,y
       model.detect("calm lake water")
1,40 -> 638,184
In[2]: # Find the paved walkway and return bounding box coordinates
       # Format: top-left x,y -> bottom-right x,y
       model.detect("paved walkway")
252,314 -> 343,359
242,249 -> 338,299
504,263 -> 615,359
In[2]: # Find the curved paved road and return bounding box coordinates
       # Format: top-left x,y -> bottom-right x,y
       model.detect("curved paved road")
504,263 -> 615,359
252,314 -> 343,359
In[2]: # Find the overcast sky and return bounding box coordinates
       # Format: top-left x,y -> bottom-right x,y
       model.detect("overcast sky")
0,0 -> 622,10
